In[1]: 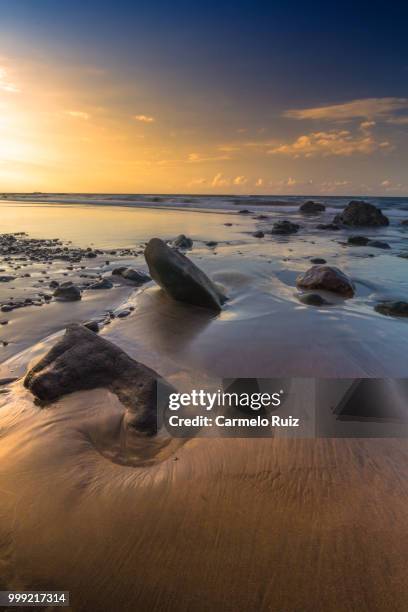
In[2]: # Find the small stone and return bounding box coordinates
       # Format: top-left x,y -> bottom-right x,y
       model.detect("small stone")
375,301 -> 408,317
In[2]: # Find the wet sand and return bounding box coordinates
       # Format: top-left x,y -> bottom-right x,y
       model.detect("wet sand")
1,198 -> 408,611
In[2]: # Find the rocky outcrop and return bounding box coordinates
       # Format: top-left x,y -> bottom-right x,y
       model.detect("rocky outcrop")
296,265 -> 355,297
299,201 -> 326,214
333,201 -> 389,227
144,238 -> 226,311
24,324 -> 173,434
53,281 -> 81,301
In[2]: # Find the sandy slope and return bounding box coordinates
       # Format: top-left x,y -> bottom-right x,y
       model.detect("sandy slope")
0,381 -> 407,612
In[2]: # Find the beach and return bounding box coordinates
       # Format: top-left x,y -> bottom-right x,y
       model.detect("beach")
1,194 -> 408,610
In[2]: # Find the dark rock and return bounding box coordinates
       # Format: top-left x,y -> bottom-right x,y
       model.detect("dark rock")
400,220 -> 408,226
254,214 -> 268,220
375,301 -> 408,317
24,324 -> 173,435
1,305 -> 13,312
0,275 -> 15,282
49,280 -> 59,289
299,201 -> 326,214
53,282 -> 81,301
270,220 -> 300,235
112,266 -> 128,276
253,231 -> 265,238
348,235 -> 370,246
333,201 -> 389,226
368,240 -> 390,250
173,234 -> 193,249
89,278 -> 114,290
83,320 -> 99,333
206,241 -> 218,247
117,309 -> 131,318
144,238 -> 226,311
298,293 -> 331,306
85,251 -> 97,258
296,265 -> 355,297
121,268 -> 151,284
316,223 -> 340,231
238,209 -> 251,214
224,222 -> 233,226
310,257 -> 327,264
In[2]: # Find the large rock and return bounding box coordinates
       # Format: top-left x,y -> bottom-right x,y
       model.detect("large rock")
172,234 -> 193,249
24,324 -> 172,434
144,238 -> 226,311
296,265 -> 355,297
299,201 -> 325,214
333,201 -> 389,226
53,281 -> 81,301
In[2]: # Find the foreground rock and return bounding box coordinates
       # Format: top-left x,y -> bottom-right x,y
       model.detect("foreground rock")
375,301 -> 408,317
299,201 -> 325,214
296,265 -> 355,297
347,236 -> 390,249
53,281 -> 81,301
24,324 -> 172,434
333,201 -> 389,226
89,278 -> 113,290
298,293 -> 331,306
270,220 -> 300,235
144,238 -> 226,311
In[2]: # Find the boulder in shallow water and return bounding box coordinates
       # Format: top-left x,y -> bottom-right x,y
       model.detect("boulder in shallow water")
299,201 -> 326,214
172,234 -> 193,249
89,278 -> 113,290
333,201 -> 389,226
310,257 -> 327,264
375,301 -> 408,317
270,220 -> 300,235
24,324 -> 172,434
111,267 -> 151,285
53,281 -> 81,301
348,235 -> 370,246
144,237 -> 226,311
296,265 -> 355,297
368,240 -> 390,250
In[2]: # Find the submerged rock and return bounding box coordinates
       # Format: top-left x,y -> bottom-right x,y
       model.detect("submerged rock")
348,235 -> 370,246
253,230 -> 265,238
53,281 -> 81,301
316,223 -> 340,231
368,240 -> 390,250
144,238 -> 226,311
270,220 -> 300,235
83,320 -> 99,333
24,324 -> 172,435
298,293 -> 331,306
333,201 -> 389,227
173,234 -> 193,249
401,220 -> 408,226
375,301 -> 408,317
296,265 -> 355,297
111,267 -> 151,285
206,240 -> 218,247
299,201 -> 326,214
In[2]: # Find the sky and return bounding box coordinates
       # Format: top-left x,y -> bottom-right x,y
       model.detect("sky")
0,0 -> 407,195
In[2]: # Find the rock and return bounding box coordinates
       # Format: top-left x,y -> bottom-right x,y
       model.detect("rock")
368,240 -> 390,250
238,209 -> 251,214
310,257 -> 327,264
316,223 -> 340,231
400,220 -> 408,226
85,251 -> 97,258
1,305 -> 13,312
83,320 -> 99,332
173,234 -> 193,249
0,275 -> 15,282
298,293 -> 331,306
348,235 -> 370,246
121,268 -> 151,284
299,201 -> 326,213
117,309 -> 131,318
253,230 -> 265,238
144,238 -> 226,311
224,222 -> 233,226
375,301 -> 408,317
254,214 -> 268,220
333,201 -> 389,226
89,278 -> 114,290
270,220 -> 300,235
112,266 -> 128,276
49,280 -> 59,289
296,265 -> 355,297
53,281 -> 81,301
206,241 -> 218,247
24,324 -> 173,435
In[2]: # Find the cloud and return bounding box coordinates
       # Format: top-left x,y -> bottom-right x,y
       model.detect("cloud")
133,114 -> 155,123
255,178 -> 263,187
0,67 -> 20,93
188,152 -> 230,163
284,98 -> 408,122
211,173 -> 230,187
268,129 -> 392,158
66,110 -> 90,120
233,175 -> 248,186
381,179 -> 391,187
188,178 -> 207,186
386,116 -> 408,125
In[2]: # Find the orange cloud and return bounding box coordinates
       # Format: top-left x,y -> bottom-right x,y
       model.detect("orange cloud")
133,114 -> 155,123
284,97 -> 408,121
